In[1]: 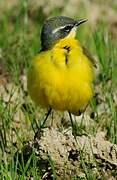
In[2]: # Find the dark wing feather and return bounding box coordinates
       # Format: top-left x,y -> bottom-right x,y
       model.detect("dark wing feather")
82,46 -> 97,68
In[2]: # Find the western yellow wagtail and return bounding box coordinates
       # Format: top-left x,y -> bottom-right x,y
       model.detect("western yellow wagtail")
27,16 -> 95,128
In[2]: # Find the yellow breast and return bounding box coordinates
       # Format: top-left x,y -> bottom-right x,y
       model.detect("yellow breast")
27,37 -> 94,114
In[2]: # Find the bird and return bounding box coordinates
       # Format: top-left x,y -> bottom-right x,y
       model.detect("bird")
27,16 -> 95,128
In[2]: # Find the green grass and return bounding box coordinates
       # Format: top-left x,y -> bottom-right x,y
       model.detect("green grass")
0,1 -> 117,179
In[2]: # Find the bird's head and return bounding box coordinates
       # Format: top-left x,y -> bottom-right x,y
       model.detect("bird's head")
41,16 -> 87,51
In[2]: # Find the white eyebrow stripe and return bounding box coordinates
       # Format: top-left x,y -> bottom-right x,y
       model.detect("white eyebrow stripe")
52,25 -> 67,34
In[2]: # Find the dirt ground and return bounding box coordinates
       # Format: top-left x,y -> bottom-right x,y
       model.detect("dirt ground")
21,127 -> 117,179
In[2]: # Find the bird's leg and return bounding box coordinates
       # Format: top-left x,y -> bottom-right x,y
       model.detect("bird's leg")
50,110 -> 54,127
68,111 -> 76,138
68,111 -> 74,127
41,108 -> 52,128
34,108 -> 52,140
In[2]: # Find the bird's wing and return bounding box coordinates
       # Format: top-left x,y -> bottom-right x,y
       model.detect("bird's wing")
82,46 -> 97,68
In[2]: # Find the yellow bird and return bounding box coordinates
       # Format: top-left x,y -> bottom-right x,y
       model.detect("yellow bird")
27,16 -> 95,127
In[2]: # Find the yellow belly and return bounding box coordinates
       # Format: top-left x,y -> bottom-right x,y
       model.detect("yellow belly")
27,38 -> 94,114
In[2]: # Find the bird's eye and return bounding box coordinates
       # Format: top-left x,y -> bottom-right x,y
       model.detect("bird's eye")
64,25 -> 72,32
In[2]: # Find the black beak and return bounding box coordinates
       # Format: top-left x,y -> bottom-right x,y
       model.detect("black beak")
75,19 -> 88,27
